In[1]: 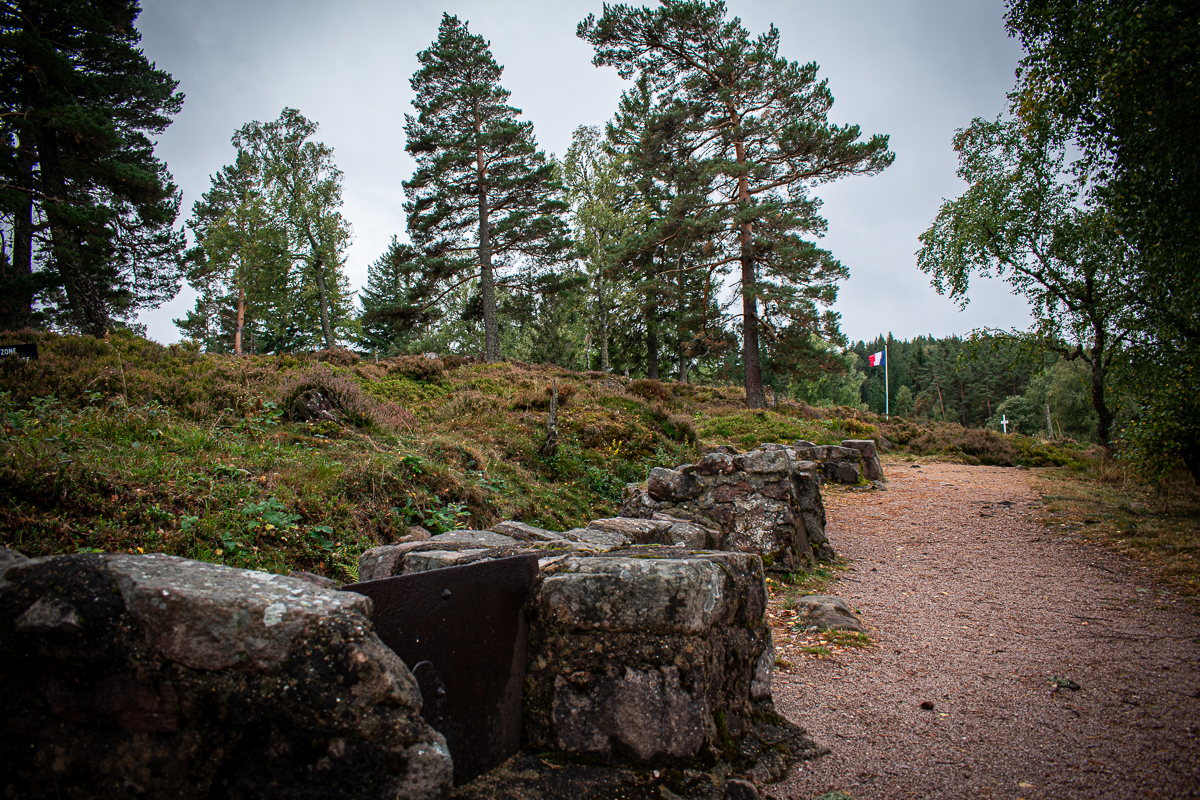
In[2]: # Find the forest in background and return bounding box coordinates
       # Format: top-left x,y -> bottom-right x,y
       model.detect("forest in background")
0,0 -> 1195,481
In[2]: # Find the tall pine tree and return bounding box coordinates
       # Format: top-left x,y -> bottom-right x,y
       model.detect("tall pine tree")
0,0 -> 185,335
580,0 -> 893,407
402,14 -> 570,362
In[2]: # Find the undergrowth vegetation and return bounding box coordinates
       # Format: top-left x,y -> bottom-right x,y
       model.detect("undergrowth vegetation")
1030,463 -> 1200,598
0,330 -> 1120,582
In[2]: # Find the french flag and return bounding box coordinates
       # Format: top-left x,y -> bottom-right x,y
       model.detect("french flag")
868,350 -> 885,367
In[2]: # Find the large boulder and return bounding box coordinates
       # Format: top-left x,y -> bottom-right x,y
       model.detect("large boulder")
489,520 -> 565,542
1,551 -> 452,800
647,466 -> 702,502
353,538 -> 824,793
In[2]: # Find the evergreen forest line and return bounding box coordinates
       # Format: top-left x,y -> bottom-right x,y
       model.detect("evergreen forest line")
1,0 -> 1196,480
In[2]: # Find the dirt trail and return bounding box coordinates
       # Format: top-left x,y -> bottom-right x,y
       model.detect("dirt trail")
771,461 -> 1200,800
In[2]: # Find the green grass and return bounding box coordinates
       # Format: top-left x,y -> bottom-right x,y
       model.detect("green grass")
2,330 -> 1173,587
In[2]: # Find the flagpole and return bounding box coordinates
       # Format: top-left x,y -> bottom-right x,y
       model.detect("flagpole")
884,343 -> 889,420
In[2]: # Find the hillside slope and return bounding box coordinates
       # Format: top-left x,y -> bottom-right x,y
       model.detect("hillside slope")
0,331 -> 1092,582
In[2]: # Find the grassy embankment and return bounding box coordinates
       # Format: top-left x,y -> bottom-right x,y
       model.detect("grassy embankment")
0,330 -> 1190,592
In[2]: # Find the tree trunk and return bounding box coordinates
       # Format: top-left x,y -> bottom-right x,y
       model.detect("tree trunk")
477,147 -> 500,362
731,122 -> 765,408
3,132 -> 36,330
597,272 -> 610,372
313,257 -> 334,349
235,287 -> 246,355
677,262 -> 688,382
1090,328 -> 1114,451
33,123 -> 110,337
647,317 -> 659,380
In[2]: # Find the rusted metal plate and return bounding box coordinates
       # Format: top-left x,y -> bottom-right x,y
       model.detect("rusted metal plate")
343,554 -> 540,785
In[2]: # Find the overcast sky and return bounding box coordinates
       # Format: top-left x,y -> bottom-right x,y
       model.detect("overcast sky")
134,0 -> 1033,346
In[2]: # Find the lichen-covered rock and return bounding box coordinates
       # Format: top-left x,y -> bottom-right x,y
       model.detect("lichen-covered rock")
825,459 -> 861,484
404,548 -> 492,573
652,513 -> 720,549
619,444 -> 834,569
791,594 -> 864,632
648,466 -> 702,501
790,440 -> 885,484
355,534 -> 824,791
524,549 -> 819,779
841,439 -> 885,480
0,544 -> 27,582
0,551 -> 452,800
359,537 -> 578,581
490,520 -> 565,542
586,517 -> 672,544
430,530 -> 519,549
539,555 -> 731,634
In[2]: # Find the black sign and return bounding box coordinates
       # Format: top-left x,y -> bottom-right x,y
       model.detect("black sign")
0,343 -> 37,360
343,554 -> 540,785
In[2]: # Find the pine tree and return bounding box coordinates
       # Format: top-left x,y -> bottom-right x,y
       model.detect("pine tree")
359,236 -> 421,355
580,0 -> 893,407
0,0 -> 185,335
402,14 -> 570,362
598,77 -> 733,381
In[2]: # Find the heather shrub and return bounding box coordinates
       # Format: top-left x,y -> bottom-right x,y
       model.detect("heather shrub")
280,366 -> 415,433
628,378 -> 669,404
433,390 -> 501,421
441,354 -> 474,369
387,355 -> 445,380
314,347 -> 361,367
650,404 -> 697,444
510,382 -> 577,410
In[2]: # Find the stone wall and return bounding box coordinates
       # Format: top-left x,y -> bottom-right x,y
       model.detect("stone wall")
523,549 -> 817,781
358,535 -> 821,787
1,440 -> 860,798
794,439 -> 885,484
0,548 -> 452,800
618,444 -> 835,570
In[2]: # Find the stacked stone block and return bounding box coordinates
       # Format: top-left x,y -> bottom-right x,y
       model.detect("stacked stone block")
619,444 -> 835,570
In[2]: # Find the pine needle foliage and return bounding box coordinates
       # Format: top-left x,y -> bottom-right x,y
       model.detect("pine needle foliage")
402,14 -> 571,362
0,0 -> 186,335
579,0 -> 894,408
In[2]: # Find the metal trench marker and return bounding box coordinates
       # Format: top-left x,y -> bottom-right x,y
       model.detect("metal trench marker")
342,554 -> 540,785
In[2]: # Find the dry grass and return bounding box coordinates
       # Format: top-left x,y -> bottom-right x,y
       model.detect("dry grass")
1031,460 -> 1200,597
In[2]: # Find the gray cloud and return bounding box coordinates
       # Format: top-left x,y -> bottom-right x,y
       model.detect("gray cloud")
135,0 -> 1031,345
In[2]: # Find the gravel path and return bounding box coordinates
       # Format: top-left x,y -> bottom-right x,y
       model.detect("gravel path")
771,461 -> 1200,800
